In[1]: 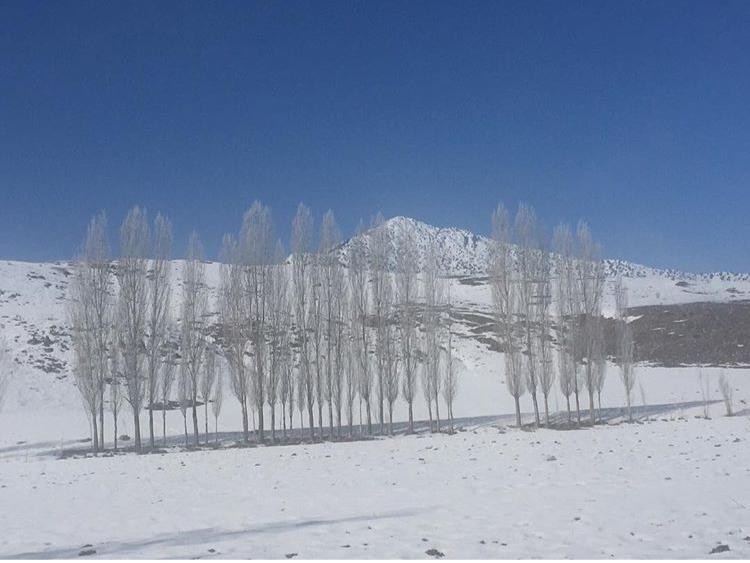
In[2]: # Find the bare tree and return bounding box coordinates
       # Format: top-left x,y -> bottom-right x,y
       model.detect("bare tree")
344,325 -> 358,436
614,276 -> 636,422
383,313 -> 399,435
553,223 -> 576,423
241,201 -> 275,442
68,257 -> 102,451
219,234 -> 251,442
181,231 -> 208,446
491,203 -> 524,427
212,356 -> 224,444
423,237 -> 445,432
576,221 -> 605,425
177,359 -> 190,447
267,240 -> 289,442
116,206 -> 150,452
160,334 -> 178,446
108,328 -> 123,451
698,369 -> 711,419
515,203 -> 542,426
370,213 -> 391,434
200,344 -> 217,442
68,211 -> 112,451
292,203 -> 317,439
320,210 -> 343,436
718,371 -> 734,416
395,221 -> 419,432
536,241 -> 554,425
348,220 -> 373,434
145,213 -> 172,449
442,290 -> 458,432
279,330 -> 295,439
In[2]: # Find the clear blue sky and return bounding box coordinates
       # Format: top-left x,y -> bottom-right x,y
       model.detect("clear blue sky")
1,1 -> 749,272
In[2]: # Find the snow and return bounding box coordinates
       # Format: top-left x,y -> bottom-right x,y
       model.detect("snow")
2,217 -> 750,558
1,416 -> 749,558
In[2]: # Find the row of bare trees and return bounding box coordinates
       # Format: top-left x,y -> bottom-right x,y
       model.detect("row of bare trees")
490,202 -> 636,427
68,208 -> 226,452
69,203 -> 462,452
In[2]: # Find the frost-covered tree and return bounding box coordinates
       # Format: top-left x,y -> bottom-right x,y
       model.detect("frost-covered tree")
145,213 -> 172,449
212,356 -> 224,444
108,328 -> 123,451
553,223 -> 576,423
116,206 -> 150,452
160,335 -> 178,446
576,221 -> 605,425
241,201 -> 275,442
292,203 -> 317,439
219,234 -> 251,442
344,326 -> 358,436
267,240 -> 290,442
442,291 -> 458,432
491,203 -> 524,427
515,203 -> 542,426
177,359 -> 190,447
320,210 -> 344,436
395,222 -> 419,432
68,211 -> 113,451
181,231 -> 208,446
719,371 -> 734,416
200,344 -> 217,442
614,277 -> 636,422
370,213 -> 391,434
536,240 -> 554,426
423,238 -> 445,432
383,319 -> 399,435
348,220 -> 373,434
68,259 -> 103,451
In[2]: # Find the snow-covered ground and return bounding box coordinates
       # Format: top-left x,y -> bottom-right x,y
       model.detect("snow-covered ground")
1,414 -> 749,559
2,217 -> 750,559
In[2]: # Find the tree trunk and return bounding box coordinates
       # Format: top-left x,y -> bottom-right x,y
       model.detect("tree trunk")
205,400 -> 209,444
192,402 -> 200,446
92,414 -> 99,453
626,392 -> 632,423
388,404 -> 393,436
426,399 -> 433,434
366,400 -> 372,435
588,388 -> 595,425
544,393 -> 550,426
514,395 -> 522,428
566,395 -> 572,423
408,401 -> 414,434
133,406 -> 142,453
182,413 -> 188,446
99,387 -> 104,451
113,411 -> 118,452
271,405 -> 276,443
531,391 -> 540,426
434,389 -> 441,432
241,401 -> 249,443
162,405 -> 167,447
574,387 -> 581,424
149,403 -> 155,450
308,400 -> 316,441
328,400 -> 334,440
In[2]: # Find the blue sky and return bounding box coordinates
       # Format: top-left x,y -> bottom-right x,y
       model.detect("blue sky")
1,1 -> 749,271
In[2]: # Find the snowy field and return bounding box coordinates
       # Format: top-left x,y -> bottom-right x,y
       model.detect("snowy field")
1,362 -> 749,559
2,249 -> 750,559
1,413 -> 749,559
